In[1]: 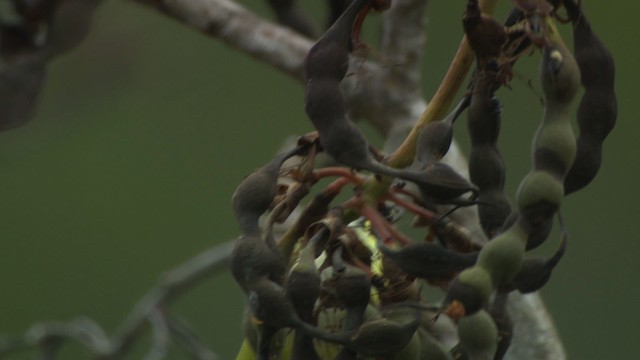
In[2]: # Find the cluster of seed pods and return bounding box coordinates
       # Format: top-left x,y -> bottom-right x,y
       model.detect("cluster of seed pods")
230,0 -> 616,359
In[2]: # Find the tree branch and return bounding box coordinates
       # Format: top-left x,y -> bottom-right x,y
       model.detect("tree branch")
0,241 -> 233,359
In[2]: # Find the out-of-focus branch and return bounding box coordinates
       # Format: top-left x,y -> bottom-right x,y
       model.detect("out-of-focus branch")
133,0 -> 312,79
0,241 -> 233,359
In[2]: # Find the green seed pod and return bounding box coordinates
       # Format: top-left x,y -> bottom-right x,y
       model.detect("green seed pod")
444,267 -> 493,316
417,328 -> 453,360
477,226 -> 526,286
515,170 -> 563,214
231,234 -> 286,292
532,119 -> 576,176
457,310 -> 498,360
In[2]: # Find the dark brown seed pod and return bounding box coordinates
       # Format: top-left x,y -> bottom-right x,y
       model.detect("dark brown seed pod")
416,97 -> 470,166
401,163 -> 479,204
304,0 -> 411,178
379,241 -> 478,280
563,0 -> 617,195
230,233 -> 287,292
476,191 -> 512,239
499,229 -> 567,293
231,145 -> 305,235
304,0 -> 367,81
463,0 -> 508,64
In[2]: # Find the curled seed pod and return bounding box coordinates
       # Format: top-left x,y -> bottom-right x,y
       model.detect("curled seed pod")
476,226 -> 526,286
304,0 -> 408,177
457,309 -> 498,360
416,97 -> 470,166
230,233 -> 286,292
401,163 -> 479,204
563,0 -> 617,195
379,241 -> 478,280
443,267 -> 493,318
266,0 -> 319,38
500,229 -> 567,293
232,145 -> 305,235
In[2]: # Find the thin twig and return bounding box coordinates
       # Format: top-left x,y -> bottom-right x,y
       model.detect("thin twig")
0,241 -> 234,359
167,315 -> 218,360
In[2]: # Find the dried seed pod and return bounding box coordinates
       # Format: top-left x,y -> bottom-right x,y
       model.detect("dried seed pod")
304,0 -> 409,177
457,309 -> 498,360
230,233 -> 287,292
500,230 -> 567,293
463,0 -> 507,64
563,0 -> 617,195
467,69 -> 511,237
379,241 -> 478,280
232,145 -> 305,235
416,97 -> 469,166
401,163 -> 479,204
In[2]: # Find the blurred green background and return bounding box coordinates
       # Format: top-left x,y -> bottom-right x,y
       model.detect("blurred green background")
0,0 -> 637,359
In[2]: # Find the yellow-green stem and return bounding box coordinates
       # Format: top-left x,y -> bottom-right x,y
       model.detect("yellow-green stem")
386,0 -> 500,169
